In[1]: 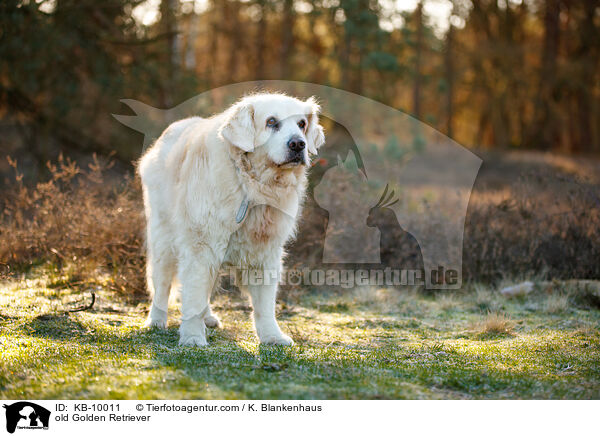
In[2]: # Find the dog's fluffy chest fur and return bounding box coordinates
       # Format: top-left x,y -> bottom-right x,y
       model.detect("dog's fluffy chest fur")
241,204 -> 294,245
229,153 -> 307,246
225,173 -> 306,267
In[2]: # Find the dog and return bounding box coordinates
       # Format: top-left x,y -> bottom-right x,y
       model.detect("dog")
138,93 -> 325,346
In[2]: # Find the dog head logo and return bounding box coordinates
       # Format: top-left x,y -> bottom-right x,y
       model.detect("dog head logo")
3,402 -> 50,434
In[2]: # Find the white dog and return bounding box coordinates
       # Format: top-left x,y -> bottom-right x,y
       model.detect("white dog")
138,93 -> 325,346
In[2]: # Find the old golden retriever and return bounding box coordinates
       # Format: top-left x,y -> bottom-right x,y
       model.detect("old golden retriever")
138,93 -> 325,346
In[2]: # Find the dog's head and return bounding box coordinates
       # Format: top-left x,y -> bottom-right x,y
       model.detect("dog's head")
218,93 -> 325,168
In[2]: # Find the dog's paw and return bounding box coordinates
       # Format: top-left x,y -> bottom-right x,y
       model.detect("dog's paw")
179,315 -> 208,346
204,314 -> 222,328
178,334 -> 209,347
144,317 -> 167,329
260,333 -> 294,346
143,306 -> 168,328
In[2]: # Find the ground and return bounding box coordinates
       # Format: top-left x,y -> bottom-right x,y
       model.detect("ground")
1,270 -> 599,399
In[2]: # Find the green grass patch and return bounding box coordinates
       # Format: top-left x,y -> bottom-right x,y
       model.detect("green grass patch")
1,275 -> 599,399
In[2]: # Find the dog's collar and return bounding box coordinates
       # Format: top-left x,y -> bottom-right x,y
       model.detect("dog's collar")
228,151 -> 301,223
235,196 -> 250,224
230,154 -> 252,225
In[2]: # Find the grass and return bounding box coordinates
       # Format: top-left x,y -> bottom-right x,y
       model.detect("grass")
474,312 -> 516,339
1,270 -> 599,399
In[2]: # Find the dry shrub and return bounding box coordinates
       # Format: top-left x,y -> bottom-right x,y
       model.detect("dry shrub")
0,155 -> 146,297
463,173 -> 600,284
566,281 -> 600,310
1,149 -> 599,301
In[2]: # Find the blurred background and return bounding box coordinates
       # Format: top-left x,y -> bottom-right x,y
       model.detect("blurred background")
1,0 -> 598,171
0,0 -> 599,293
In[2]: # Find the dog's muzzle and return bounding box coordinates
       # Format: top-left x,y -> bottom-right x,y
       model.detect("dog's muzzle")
284,135 -> 306,165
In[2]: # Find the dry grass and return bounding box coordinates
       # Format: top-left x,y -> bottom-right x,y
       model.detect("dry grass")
544,294 -> 570,314
473,284 -> 503,312
475,312 -> 516,338
0,155 -> 146,297
1,150 -> 599,299
438,293 -> 459,311
463,170 -> 600,284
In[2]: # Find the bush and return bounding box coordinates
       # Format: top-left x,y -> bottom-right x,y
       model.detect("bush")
0,155 -> 146,297
463,174 -> 600,284
1,152 -> 599,298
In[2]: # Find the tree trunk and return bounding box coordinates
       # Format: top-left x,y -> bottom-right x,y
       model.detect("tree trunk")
340,15 -> 352,91
574,0 -> 598,152
413,1 -> 423,120
444,22 -> 455,138
279,0 -> 294,78
208,1 -> 220,87
255,1 -> 267,79
225,1 -> 242,84
530,0 -> 560,150
160,0 -> 178,107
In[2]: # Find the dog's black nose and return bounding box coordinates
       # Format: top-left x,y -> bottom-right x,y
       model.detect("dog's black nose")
288,136 -> 305,152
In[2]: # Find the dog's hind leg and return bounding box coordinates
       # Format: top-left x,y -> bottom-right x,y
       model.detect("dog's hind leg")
204,283 -> 222,328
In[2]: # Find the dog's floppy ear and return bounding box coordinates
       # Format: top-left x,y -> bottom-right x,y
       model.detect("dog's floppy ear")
305,96 -> 325,155
218,102 -> 255,152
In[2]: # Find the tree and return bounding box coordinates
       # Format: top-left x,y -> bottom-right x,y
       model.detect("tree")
413,1 -> 424,120
280,0 -> 295,78
528,0 -> 561,150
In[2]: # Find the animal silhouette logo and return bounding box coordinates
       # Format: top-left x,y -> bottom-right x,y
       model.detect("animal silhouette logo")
313,152 -> 380,263
366,184 -> 424,273
113,80 -> 482,289
3,402 -> 50,434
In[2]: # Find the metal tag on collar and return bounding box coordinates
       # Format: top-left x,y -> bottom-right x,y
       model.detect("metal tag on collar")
236,196 -> 250,224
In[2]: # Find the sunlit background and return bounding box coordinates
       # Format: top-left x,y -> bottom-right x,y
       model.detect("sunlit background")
2,0 -> 598,175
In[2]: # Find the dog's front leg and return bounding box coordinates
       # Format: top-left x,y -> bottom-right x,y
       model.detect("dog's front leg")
245,266 -> 293,346
177,249 -> 221,347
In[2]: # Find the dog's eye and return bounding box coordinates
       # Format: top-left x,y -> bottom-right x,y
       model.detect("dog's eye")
298,119 -> 306,130
266,117 -> 278,128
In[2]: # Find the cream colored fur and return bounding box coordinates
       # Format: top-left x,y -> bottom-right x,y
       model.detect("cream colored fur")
138,93 -> 325,346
